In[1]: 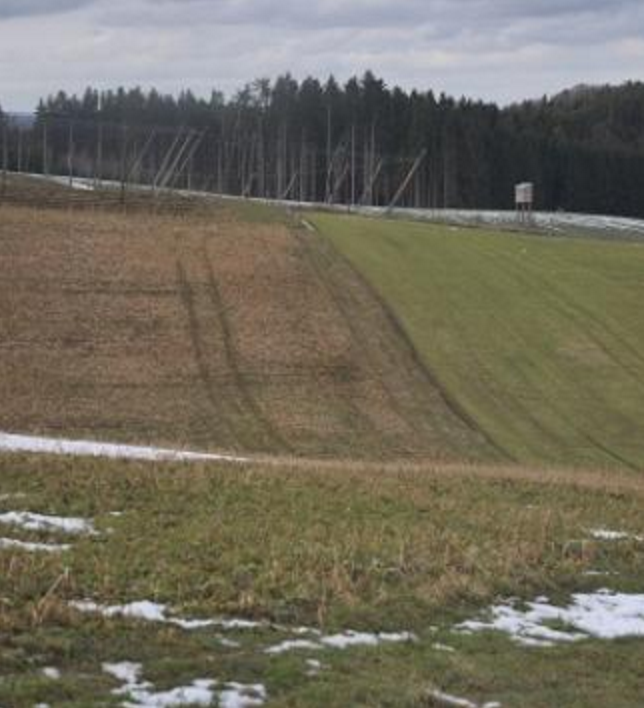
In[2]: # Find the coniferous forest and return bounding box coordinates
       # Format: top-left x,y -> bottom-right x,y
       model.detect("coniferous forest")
2,74 -> 644,216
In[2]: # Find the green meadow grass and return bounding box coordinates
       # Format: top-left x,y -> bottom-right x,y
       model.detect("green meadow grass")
1,454 -> 644,706
313,213 -> 644,470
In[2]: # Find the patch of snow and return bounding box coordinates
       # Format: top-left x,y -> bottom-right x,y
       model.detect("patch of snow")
305,658 -> 323,676
42,667 -> 61,680
0,431 -> 247,464
457,590 -> 644,646
427,690 -> 501,708
0,537 -> 71,553
0,511 -> 95,535
433,642 -> 456,653
589,528 -> 644,542
431,690 -> 500,707
102,662 -> 266,708
70,599 -> 262,632
218,682 -> 267,708
320,630 -> 415,649
265,630 -> 415,654
265,639 -> 322,655
218,637 -> 242,649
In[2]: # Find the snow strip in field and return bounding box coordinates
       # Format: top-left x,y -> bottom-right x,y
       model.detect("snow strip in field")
71,599 -> 415,657
0,511 -> 95,535
70,599 -> 263,631
71,598 -> 318,635
427,690 -> 501,708
590,528 -> 644,542
264,630 -> 416,654
103,662 -> 266,708
457,590 -> 644,647
0,537 -> 71,553
0,431 -> 248,463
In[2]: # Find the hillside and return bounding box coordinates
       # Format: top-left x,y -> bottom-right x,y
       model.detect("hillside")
0,177 -> 492,461
313,213 -> 644,470
2,180 -> 644,707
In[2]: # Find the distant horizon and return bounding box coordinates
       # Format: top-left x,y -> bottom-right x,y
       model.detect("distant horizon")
3,77 -> 641,115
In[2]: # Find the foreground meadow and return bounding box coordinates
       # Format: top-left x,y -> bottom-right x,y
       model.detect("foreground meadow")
1,453 -> 644,706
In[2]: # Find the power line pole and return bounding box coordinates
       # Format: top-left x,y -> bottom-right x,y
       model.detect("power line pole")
42,116 -> 48,176
1,116 -> 7,198
67,120 -> 75,187
386,149 -> 427,213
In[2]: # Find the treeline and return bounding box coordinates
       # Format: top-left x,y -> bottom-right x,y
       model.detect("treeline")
3,75 -> 644,216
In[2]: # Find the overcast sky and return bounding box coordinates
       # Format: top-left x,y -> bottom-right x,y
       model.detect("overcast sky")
2,0 -> 643,110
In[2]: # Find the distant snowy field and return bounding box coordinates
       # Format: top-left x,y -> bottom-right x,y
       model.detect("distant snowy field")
27,173 -> 644,240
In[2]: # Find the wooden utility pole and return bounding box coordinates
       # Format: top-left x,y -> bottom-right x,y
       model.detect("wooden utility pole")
386,149 -> 427,213
125,128 -> 157,185
325,105 -> 332,202
119,123 -> 128,204
360,158 -> 383,206
67,120 -> 75,187
280,170 -> 298,200
95,119 -> 103,187
167,131 -> 205,190
1,117 -> 7,197
153,128 -> 184,191
17,128 -> 23,174
42,117 -> 48,176
350,124 -> 356,205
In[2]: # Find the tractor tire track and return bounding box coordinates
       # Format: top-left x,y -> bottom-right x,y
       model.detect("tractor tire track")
296,223 -> 508,459
174,257 -> 239,449
199,236 -> 293,453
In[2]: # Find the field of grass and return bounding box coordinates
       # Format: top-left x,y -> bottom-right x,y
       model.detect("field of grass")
2,453 -> 644,707
0,178 -> 491,461
313,213 -> 644,470
3,179 -> 644,706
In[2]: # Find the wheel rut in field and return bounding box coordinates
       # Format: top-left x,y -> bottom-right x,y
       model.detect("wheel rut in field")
199,236 -> 292,453
295,223 -> 501,460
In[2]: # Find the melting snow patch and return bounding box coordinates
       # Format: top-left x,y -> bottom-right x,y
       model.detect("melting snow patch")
265,639 -> 322,655
103,662 -> 266,708
0,511 -> 95,536
305,658 -> 323,676
218,682 -> 267,708
433,642 -> 456,653
70,599 -> 263,633
457,590 -> 644,647
590,528 -> 644,542
42,667 -> 61,680
427,690 -> 500,708
0,537 -> 71,553
0,430 -> 247,463
265,630 -> 415,655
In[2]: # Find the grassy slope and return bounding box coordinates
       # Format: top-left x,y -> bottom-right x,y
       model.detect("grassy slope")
313,213 -> 644,470
0,180 -> 491,461
1,454 -> 644,707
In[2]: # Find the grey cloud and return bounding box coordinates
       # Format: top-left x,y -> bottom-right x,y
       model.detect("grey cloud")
1,0 -> 643,110
129,0 -> 638,29
0,0 -> 94,19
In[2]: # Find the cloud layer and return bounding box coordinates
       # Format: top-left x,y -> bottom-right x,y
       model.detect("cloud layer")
1,0 -> 643,109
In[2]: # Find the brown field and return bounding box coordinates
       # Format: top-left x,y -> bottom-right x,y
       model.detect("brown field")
0,182 -> 492,459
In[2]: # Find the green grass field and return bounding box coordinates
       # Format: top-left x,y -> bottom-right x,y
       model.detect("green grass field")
2,454 -> 644,707
313,213 -> 644,470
